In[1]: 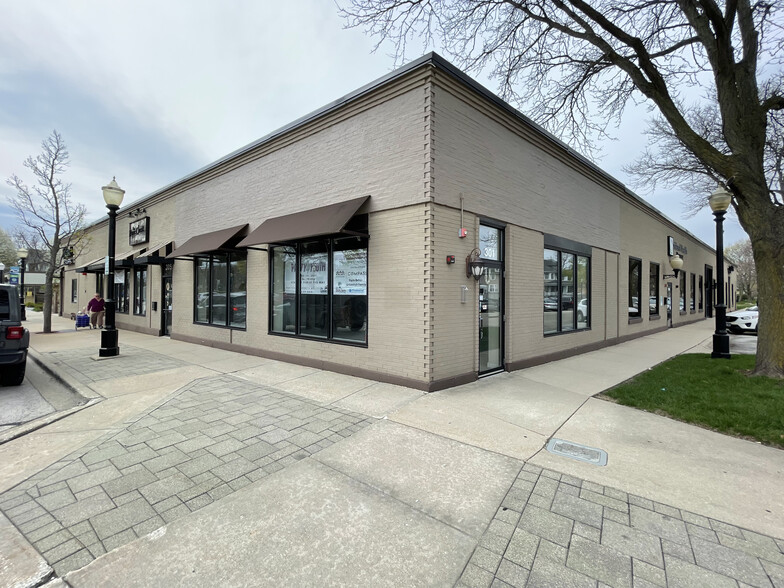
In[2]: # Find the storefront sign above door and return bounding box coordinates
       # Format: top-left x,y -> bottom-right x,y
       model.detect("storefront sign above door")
667,235 -> 688,257
129,217 -> 150,246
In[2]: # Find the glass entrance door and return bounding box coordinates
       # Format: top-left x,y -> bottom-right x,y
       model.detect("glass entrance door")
479,265 -> 503,374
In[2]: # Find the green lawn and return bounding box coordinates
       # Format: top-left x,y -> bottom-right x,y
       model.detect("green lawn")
601,354 -> 784,448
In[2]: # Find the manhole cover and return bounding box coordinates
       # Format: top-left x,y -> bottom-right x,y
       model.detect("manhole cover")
546,438 -> 608,466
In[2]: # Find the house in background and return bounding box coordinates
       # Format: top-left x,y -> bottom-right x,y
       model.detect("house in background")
62,53 -> 734,391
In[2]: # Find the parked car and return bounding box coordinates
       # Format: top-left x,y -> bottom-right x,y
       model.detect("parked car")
0,284 -> 29,386
577,298 -> 588,322
543,297 -> 558,312
726,305 -> 758,334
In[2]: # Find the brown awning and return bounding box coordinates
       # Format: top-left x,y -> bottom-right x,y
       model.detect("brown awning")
166,224 -> 248,259
237,196 -> 369,247
74,256 -> 106,273
115,241 -> 168,268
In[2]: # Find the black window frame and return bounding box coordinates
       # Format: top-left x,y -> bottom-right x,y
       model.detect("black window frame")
543,244 -> 591,335
628,257 -> 642,320
679,271 -> 687,314
192,251 -> 247,329
649,262 -> 660,317
698,275 -> 704,311
269,220 -> 368,347
133,267 -> 147,316
71,279 -> 77,304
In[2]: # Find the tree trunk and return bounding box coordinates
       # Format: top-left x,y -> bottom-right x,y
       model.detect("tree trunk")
735,184 -> 784,378
750,235 -> 784,378
43,267 -> 54,333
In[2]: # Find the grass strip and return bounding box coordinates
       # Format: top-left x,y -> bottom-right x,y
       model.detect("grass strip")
601,354 -> 784,448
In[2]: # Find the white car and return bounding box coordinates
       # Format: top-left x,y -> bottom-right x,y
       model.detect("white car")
726,306 -> 758,333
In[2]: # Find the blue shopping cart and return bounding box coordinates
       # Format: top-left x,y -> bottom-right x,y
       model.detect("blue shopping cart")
75,312 -> 90,329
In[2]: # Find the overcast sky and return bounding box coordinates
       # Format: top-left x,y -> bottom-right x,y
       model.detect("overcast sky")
0,1 -> 747,249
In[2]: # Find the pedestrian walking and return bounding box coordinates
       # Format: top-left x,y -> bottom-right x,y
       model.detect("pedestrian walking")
86,293 -> 105,329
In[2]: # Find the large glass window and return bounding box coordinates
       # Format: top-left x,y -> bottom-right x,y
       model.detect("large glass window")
116,269 -> 130,313
629,258 -> 642,318
649,263 -> 660,316
133,268 -> 147,316
690,273 -> 696,311
698,275 -> 704,311
71,279 -> 77,303
194,252 -> 247,328
332,238 -> 368,343
271,235 -> 368,345
544,248 -> 590,334
679,271 -> 686,312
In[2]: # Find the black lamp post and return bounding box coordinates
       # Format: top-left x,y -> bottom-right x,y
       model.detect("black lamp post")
99,177 -> 125,357
18,248 -> 27,321
709,186 -> 732,359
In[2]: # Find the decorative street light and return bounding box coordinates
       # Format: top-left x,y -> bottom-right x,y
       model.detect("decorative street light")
99,177 -> 125,357
17,248 -> 28,321
709,185 -> 732,360
0,262 -> 4,283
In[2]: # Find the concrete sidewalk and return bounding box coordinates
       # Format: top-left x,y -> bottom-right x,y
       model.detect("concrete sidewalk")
1,313 -> 781,587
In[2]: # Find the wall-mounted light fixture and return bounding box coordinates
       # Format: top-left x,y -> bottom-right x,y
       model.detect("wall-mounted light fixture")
466,248 -> 485,281
663,254 -> 684,279
128,207 -> 147,218
727,265 -> 735,274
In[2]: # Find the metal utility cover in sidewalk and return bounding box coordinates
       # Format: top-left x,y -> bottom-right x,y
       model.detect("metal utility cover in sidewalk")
546,438 -> 608,466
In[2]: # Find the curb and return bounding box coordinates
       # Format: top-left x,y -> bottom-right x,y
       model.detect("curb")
0,350 -> 104,446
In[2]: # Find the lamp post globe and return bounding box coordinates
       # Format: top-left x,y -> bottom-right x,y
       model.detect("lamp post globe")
17,248 -> 28,321
99,177 -> 125,358
709,186 -> 731,359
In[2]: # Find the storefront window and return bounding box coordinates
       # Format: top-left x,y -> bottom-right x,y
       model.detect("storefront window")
133,268 -> 147,316
270,233 -> 368,345
690,273 -> 696,311
71,279 -> 77,303
649,263 -> 660,316
332,238 -> 368,342
629,258 -> 641,318
116,269 -> 130,313
299,241 -> 329,339
193,252 -> 246,328
271,247 -> 296,334
698,275 -> 704,310
679,271 -> 687,312
544,247 -> 590,334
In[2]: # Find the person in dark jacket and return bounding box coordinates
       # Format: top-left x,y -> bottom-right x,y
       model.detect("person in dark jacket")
87,293 -> 105,329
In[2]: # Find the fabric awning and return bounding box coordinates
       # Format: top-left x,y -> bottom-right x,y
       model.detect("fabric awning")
74,256 -> 106,273
166,224 -> 248,259
115,241 -> 168,268
237,196 -> 369,247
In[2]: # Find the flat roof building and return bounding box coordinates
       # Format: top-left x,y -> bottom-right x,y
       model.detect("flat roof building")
63,53 -> 733,391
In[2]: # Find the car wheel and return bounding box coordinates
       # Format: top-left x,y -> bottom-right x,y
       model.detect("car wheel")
2,361 -> 26,386
577,311 -> 584,322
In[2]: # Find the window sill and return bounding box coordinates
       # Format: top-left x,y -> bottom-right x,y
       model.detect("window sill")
269,330 -> 368,348
680,311 -> 687,316
193,321 -> 246,331
649,314 -> 661,321
628,317 -> 643,324
543,327 -> 591,337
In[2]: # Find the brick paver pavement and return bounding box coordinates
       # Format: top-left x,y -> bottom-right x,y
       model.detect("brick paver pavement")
0,374 -> 374,576
458,464 -> 784,588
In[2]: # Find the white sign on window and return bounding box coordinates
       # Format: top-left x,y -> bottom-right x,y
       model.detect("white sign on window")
114,270 -> 124,284
300,252 -> 328,295
284,259 -> 297,294
333,249 -> 367,295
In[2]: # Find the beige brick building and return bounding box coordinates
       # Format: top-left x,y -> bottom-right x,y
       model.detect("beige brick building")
61,54 -> 734,391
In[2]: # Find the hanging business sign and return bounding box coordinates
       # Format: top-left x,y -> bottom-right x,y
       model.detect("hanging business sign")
300,252 -> 328,295
333,249 -> 367,295
129,217 -> 150,246
9,266 -> 19,284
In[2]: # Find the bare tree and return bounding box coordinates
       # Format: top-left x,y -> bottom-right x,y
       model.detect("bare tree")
725,239 -> 757,302
341,0 -> 784,377
6,131 -> 87,333
0,227 -> 18,270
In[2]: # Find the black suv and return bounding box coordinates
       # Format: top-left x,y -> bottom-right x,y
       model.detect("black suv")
0,284 -> 29,386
